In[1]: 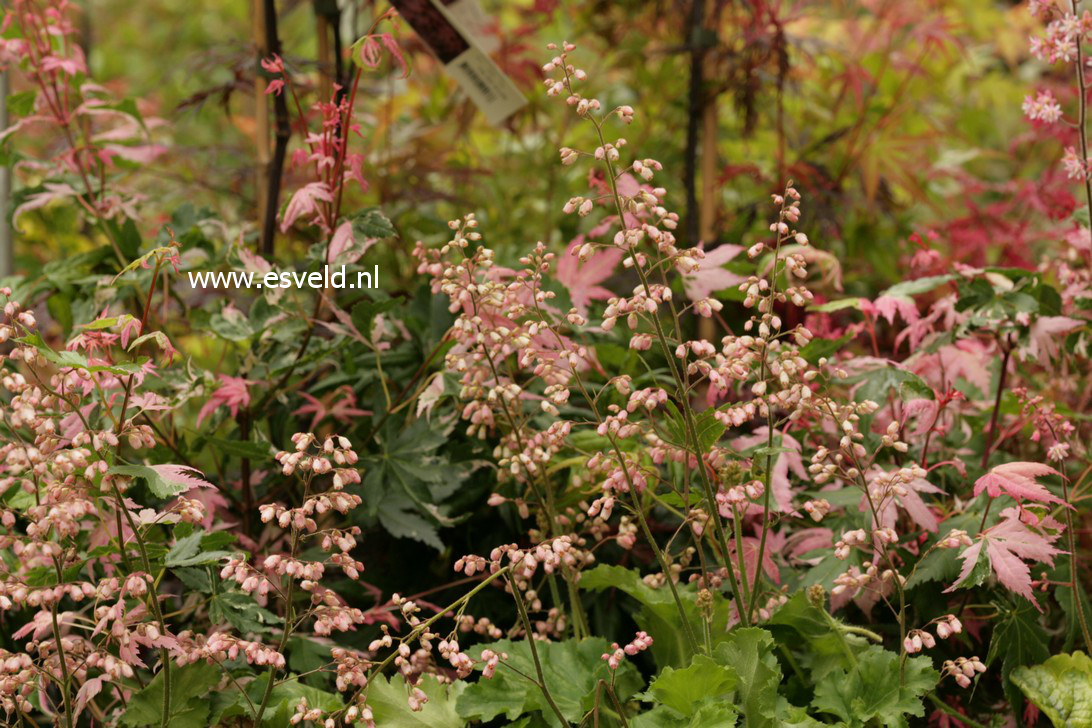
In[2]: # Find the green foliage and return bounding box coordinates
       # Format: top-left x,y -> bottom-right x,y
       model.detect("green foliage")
119,662 -> 220,728
578,564 -> 705,667
714,628 -> 782,728
457,637 -> 641,727
988,601 -> 1052,721
164,529 -> 234,567
361,417 -> 468,550
367,674 -> 466,728
108,464 -> 196,499
1011,652 -> 1092,728
211,674 -> 344,728
811,647 -> 938,728
644,655 -> 738,717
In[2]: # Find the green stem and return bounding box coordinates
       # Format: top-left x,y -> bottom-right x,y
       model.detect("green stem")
927,694 -> 988,728
50,599 -> 74,728
509,574 -> 570,727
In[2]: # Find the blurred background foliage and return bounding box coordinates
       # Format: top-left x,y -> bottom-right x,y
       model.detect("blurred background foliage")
55,0 -> 1058,292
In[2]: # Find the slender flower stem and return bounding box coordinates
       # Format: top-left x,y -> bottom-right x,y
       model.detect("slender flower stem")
1046,423 -> 1092,650
50,596 -> 74,728
252,477 -> 309,725
509,574 -> 570,727
332,566 -> 512,722
748,210 -> 789,621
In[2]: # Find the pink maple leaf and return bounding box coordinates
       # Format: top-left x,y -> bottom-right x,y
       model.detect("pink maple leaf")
197,375 -> 253,426
784,527 -> 834,563
149,464 -> 216,491
682,243 -> 745,301
380,33 -> 410,78
101,143 -> 168,165
730,428 -> 806,514
947,509 -> 1063,609
280,182 -> 333,232
869,295 -> 920,325
866,474 -> 943,533
1022,316 -> 1083,362
75,678 -> 104,721
729,536 -> 780,585
293,386 -> 371,430
327,220 -> 378,264
974,461 -> 1069,508
13,182 -> 78,231
557,237 -> 622,315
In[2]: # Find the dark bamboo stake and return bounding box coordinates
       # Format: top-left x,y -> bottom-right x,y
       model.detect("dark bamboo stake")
260,0 -> 291,256
683,0 -> 706,247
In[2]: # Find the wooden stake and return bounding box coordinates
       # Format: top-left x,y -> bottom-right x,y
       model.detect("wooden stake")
254,0 -> 270,244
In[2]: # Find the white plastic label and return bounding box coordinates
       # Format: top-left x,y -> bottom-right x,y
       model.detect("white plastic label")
390,0 -> 526,126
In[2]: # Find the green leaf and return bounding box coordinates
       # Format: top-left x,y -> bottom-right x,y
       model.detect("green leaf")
767,593 -> 865,682
375,491 -> 444,550
165,530 -> 232,567
209,673 -> 343,728
209,590 -> 281,635
46,293 -> 73,336
8,90 -> 36,117
351,294 -> 401,338
119,662 -> 220,728
713,628 -> 781,728
348,206 -> 397,239
811,646 -> 938,728
1011,652 -> 1092,728
634,702 -> 739,727
172,567 -> 211,592
205,436 -> 272,461
646,655 -> 737,716
809,298 -> 862,313
367,674 -> 465,728
987,601 -> 1051,723
109,464 -> 192,498
1054,563 -> 1092,652
848,364 -> 934,402
798,334 -> 853,365
363,418 -> 466,549
906,515 -> 977,590
658,402 -> 725,453
878,274 -> 957,298
578,564 -> 703,667
457,637 -> 641,727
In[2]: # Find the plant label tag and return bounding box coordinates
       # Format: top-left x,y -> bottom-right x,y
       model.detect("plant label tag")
389,0 -> 527,126
437,0 -> 500,53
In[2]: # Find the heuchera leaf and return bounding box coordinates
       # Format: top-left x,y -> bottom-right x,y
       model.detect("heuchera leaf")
119,662 -> 220,728
811,646 -> 938,728
457,637 -> 641,727
1011,652 -> 1092,728
364,674 -> 464,728
712,628 -> 781,728
974,462 -> 1069,507
645,654 -> 738,716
